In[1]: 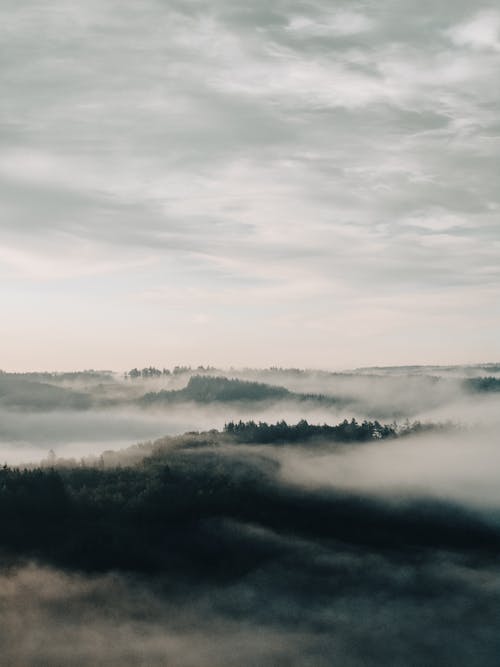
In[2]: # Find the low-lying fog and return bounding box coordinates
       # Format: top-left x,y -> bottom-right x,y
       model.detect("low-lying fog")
0,402 -> 366,465
2,366 -> 500,666
0,366 -> 498,466
1,367 -> 499,544
2,549 -> 498,667
278,425 -> 500,513
3,549 -> 499,667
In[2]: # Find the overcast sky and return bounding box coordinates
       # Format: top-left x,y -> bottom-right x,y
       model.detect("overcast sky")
1,0 -> 499,371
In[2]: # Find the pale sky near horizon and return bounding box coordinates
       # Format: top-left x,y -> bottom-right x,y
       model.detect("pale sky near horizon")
1,0 -> 500,371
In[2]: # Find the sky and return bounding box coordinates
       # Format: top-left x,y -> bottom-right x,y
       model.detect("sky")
1,0 -> 500,371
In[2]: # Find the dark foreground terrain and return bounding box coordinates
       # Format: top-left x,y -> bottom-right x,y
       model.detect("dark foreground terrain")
1,420 -> 500,665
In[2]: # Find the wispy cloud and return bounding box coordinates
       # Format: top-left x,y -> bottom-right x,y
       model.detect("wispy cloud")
447,10 -> 500,51
1,0 -> 499,368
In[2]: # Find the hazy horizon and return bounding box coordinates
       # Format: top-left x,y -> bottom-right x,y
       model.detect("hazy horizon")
3,359 -> 500,374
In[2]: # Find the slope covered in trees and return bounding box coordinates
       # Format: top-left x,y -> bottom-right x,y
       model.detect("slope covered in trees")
0,374 -> 93,411
464,376 -> 500,393
139,375 -> 337,406
0,418 -> 488,577
225,418 -> 396,443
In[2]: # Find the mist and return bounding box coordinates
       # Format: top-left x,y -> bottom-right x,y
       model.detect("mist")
0,368 -> 500,464
279,426 -> 500,513
2,535 -> 499,667
1,364 -> 500,665
1,366 -> 499,466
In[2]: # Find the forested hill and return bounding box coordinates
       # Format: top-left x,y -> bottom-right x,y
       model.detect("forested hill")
0,419 -> 491,577
464,377 -> 500,393
139,375 -> 337,405
0,374 -> 92,411
224,418 -> 397,442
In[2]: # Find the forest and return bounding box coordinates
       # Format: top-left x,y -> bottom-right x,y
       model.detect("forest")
0,418 -> 494,576
1,366 -> 500,666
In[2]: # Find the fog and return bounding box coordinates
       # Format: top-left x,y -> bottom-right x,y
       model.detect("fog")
2,539 -> 499,667
279,426 -> 500,513
1,366 -> 500,665
0,401 -> 363,465
1,366 -> 498,464
0,406 -> 212,465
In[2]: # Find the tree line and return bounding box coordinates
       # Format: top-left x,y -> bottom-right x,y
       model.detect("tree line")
225,418 -> 396,443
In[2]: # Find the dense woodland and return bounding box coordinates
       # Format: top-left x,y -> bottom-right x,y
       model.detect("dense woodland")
225,418 -> 396,442
464,376 -> 500,392
140,375 -> 338,405
0,419 -> 495,577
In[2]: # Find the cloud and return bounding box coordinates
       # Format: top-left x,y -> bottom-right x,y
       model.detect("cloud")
286,11 -> 375,37
447,10 -> 500,51
1,0 -> 500,367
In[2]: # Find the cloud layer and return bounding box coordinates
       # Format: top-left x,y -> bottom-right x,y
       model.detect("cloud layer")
2,1 -> 499,369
